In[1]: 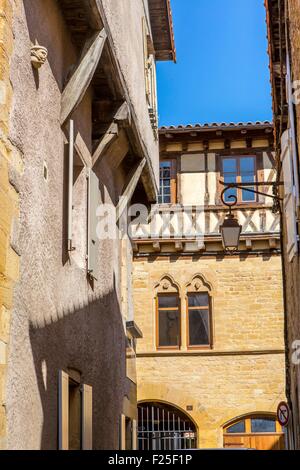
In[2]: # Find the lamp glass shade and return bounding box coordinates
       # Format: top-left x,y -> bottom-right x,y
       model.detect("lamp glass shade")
220,215 -> 242,251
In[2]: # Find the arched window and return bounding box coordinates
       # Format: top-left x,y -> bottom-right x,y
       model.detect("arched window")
155,276 -> 180,349
186,275 -> 213,349
223,414 -> 285,450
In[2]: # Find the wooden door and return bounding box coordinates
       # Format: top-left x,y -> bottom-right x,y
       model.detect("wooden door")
224,433 -> 285,450
223,415 -> 285,450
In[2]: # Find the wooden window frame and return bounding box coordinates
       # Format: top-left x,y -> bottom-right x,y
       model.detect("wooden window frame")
216,153 -> 265,208
159,160 -> 177,204
156,293 -> 181,351
221,155 -> 258,204
224,415 -> 284,437
186,293 -> 213,350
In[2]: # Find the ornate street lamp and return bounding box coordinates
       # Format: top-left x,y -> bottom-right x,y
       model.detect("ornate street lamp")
220,212 -> 242,252
219,181 -> 283,253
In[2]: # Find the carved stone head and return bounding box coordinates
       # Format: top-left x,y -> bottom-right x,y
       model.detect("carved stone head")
31,44 -> 48,69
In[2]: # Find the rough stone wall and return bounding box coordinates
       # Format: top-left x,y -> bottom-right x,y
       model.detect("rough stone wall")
0,0 -> 21,450
3,0 -> 133,450
133,255 -> 286,448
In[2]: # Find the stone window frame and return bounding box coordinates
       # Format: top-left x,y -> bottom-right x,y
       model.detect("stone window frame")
154,275 -> 181,350
154,274 -> 214,352
185,275 -> 214,351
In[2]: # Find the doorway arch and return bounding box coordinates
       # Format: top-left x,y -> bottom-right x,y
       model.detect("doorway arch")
138,401 -> 197,450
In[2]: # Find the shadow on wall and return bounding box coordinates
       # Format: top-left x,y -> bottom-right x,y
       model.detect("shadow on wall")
29,287 -> 128,450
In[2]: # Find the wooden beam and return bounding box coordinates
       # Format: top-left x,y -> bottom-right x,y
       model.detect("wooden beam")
245,238 -> 253,250
132,242 -> 139,254
82,0 -> 104,30
92,101 -> 131,167
114,101 -> 131,125
153,242 -> 161,253
92,122 -> 119,166
61,29 -> 107,124
116,158 -> 146,222
75,132 -> 93,168
175,241 -> 183,252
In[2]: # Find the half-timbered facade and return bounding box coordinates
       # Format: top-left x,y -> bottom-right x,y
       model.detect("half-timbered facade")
0,0 -> 175,450
132,123 -> 286,449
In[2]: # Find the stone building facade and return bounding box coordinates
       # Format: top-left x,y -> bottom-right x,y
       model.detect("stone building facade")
0,0 -> 175,450
265,0 -> 300,449
132,123 -> 286,449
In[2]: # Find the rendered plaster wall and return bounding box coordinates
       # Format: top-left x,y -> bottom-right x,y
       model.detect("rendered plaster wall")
133,254 -> 286,448
100,0 -> 159,188
5,0 -> 134,450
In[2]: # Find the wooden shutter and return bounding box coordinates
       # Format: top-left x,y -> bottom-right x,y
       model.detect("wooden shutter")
87,169 -> 100,279
120,414 -> 126,450
286,53 -> 300,207
68,120 -> 74,252
58,370 -> 69,450
132,419 -> 137,450
82,384 -> 93,450
170,160 -> 177,203
142,17 -> 150,103
281,129 -> 298,261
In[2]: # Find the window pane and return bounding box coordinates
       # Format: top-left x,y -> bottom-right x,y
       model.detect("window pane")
224,187 -> 237,203
163,196 -> 171,204
251,418 -> 276,433
189,309 -> 210,346
223,164 -> 237,203
241,174 -> 255,184
161,161 -> 171,169
240,157 -> 255,173
241,172 -> 255,201
158,295 -> 178,309
242,188 -> 256,202
226,421 -> 246,434
223,158 -> 237,173
188,293 -> 209,307
159,310 -> 180,347
224,173 -> 236,183
164,186 -> 171,195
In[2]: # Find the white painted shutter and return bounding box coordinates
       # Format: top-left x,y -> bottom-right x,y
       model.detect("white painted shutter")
82,384 -> 93,450
120,414 -> 126,450
58,370 -> 69,450
142,17 -> 150,102
281,130 -> 298,261
286,53 -> 300,207
68,120 -> 74,251
132,419 -> 137,450
87,169 -> 100,279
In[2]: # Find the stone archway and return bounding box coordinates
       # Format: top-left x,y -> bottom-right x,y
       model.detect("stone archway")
137,401 -> 197,450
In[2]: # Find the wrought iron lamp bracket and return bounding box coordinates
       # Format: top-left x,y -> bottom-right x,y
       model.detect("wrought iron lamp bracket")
219,181 -> 283,214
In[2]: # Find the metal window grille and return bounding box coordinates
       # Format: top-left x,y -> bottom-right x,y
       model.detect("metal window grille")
138,403 -> 197,450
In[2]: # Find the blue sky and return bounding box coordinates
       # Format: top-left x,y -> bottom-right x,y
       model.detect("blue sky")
157,0 -> 272,126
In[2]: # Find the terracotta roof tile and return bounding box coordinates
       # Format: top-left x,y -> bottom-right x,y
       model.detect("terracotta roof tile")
160,121 -> 273,132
